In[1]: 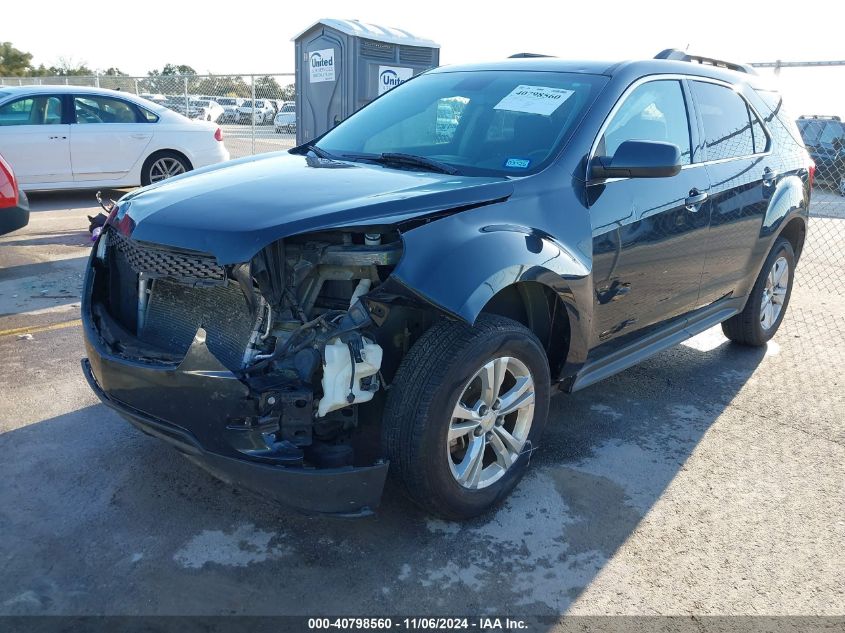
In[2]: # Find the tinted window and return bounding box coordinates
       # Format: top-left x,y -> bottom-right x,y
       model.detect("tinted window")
691,81 -> 755,160
74,96 -> 139,124
599,80 -> 692,165
0,96 -> 63,126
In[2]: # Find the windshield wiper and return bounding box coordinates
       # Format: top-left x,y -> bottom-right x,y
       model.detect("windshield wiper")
302,144 -> 337,160
348,152 -> 458,175
376,152 -> 459,175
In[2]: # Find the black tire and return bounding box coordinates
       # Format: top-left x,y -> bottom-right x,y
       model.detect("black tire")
382,314 -> 551,519
722,237 -> 795,346
140,151 -> 191,187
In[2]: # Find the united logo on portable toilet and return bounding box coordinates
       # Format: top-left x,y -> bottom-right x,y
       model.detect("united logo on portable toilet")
378,66 -> 414,95
309,49 -> 336,83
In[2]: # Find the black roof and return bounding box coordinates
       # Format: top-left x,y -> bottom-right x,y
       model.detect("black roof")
429,56 -> 773,89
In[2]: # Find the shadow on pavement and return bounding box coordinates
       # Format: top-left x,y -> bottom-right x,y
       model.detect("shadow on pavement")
0,337 -> 767,619
26,189 -> 131,213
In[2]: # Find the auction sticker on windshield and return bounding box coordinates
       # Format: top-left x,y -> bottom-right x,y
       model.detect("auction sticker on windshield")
494,85 -> 574,116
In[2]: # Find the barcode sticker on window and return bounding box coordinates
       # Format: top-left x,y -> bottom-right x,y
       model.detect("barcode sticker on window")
494,85 -> 574,116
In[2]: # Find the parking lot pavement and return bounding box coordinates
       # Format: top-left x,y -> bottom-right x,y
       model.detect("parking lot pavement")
219,124 -> 297,159
0,191 -> 843,620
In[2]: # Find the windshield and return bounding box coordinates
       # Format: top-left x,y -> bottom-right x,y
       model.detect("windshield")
316,70 -> 607,176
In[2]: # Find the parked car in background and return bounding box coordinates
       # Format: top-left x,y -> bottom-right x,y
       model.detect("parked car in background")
796,115 -> 845,195
0,86 -> 229,190
188,99 -> 224,123
138,93 -> 167,105
0,152 -> 29,236
237,99 -> 274,124
81,50 -> 810,519
274,101 -> 296,133
218,97 -> 243,123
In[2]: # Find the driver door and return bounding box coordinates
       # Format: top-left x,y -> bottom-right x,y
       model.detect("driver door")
587,78 -> 711,352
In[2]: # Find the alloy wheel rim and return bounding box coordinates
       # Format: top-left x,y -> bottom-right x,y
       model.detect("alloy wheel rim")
149,157 -> 186,183
447,356 -> 535,490
760,255 -> 789,330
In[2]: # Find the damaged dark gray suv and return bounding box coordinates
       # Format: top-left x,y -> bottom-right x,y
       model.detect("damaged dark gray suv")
82,50 -> 811,519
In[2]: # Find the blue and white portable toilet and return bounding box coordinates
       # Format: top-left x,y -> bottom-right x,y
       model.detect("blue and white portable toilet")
292,19 -> 440,144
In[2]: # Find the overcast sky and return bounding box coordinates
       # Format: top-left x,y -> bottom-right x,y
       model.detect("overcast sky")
6,0 -> 845,112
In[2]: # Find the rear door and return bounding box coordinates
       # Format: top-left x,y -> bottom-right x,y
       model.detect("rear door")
0,94 -> 71,184
70,94 -> 153,181
588,78 -> 712,351
690,80 -> 781,305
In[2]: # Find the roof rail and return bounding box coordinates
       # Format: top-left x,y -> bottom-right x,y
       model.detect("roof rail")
509,52 -> 553,59
798,114 -> 841,121
654,48 -> 757,75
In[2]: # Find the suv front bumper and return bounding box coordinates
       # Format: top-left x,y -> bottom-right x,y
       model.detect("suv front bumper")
81,261 -> 388,516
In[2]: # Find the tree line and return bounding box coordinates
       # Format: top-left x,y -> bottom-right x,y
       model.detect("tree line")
0,42 -> 295,100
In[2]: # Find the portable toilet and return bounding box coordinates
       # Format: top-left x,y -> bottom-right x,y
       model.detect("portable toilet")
292,19 -> 440,144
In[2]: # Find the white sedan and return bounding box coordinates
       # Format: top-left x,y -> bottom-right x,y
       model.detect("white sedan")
0,85 -> 230,191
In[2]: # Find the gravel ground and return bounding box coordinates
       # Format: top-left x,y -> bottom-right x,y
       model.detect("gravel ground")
0,189 -> 842,628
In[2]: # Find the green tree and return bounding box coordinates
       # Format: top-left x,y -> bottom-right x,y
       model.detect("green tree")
102,67 -> 127,76
255,75 -> 282,99
280,83 -> 295,101
0,42 -> 34,76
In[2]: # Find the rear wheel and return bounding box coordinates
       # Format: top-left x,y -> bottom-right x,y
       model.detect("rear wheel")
141,151 -> 191,186
722,237 -> 795,346
382,314 -> 550,519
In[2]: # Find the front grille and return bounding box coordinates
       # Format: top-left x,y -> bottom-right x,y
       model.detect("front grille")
140,279 -> 259,371
104,229 -> 257,370
108,228 -> 225,283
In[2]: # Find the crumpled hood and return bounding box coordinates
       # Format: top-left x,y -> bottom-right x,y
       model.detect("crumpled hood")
117,152 -> 513,263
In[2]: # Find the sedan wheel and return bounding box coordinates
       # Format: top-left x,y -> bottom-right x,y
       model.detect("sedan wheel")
149,157 -> 187,183
142,152 -> 192,186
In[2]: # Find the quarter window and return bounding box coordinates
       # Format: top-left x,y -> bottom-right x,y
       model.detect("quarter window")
690,81 -> 756,160
598,80 -> 692,165
0,96 -> 63,126
74,96 -> 139,124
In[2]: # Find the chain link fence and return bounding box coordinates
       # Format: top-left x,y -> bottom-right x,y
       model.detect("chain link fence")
0,73 -> 297,159
1,69 -> 843,386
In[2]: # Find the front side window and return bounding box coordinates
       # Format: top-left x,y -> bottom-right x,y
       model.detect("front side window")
316,70 -> 608,176
597,79 -> 692,165
74,96 -> 139,124
0,96 -> 63,126
690,81 -> 756,161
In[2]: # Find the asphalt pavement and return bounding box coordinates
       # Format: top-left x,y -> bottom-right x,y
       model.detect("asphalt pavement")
0,188 -> 842,625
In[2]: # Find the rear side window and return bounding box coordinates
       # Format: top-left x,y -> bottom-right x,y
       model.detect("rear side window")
74,96 -> 139,124
691,81 -> 755,160
599,79 -> 692,164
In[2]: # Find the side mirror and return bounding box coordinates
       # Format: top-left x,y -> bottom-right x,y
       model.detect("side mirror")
591,140 -> 682,179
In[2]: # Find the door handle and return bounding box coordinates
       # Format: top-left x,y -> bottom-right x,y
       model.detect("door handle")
48,135 -> 67,140
685,189 -> 708,212
762,167 -> 778,186
131,133 -> 151,140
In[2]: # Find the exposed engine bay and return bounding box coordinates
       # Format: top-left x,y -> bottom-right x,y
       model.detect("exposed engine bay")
91,225 -> 419,471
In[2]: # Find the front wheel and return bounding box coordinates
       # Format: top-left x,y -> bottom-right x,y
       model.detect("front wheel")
382,314 -> 551,519
722,237 -> 795,346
